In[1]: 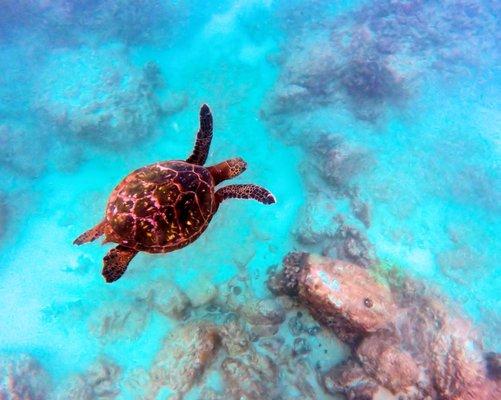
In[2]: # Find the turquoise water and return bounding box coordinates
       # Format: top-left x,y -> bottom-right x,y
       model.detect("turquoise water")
0,0 -> 499,398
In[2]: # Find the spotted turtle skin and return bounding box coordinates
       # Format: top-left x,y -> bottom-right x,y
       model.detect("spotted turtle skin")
106,160 -> 216,253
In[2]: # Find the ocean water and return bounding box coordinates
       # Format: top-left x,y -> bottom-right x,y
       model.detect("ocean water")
0,1 -> 499,399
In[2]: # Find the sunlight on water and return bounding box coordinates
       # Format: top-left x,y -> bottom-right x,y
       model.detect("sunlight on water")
0,1 -> 499,399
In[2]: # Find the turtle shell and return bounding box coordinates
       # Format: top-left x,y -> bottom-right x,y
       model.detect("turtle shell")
105,161 -> 216,253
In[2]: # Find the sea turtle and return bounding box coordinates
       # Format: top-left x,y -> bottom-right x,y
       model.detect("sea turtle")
74,104 -> 275,283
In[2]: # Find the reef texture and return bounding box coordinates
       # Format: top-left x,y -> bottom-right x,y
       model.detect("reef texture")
36,47 -> 166,148
286,133 -> 376,272
147,322 -> 221,400
1,0 -> 185,46
106,270 -> 331,400
0,354 -> 51,399
57,359 -> 121,400
269,0 -> 498,121
273,253 -> 501,399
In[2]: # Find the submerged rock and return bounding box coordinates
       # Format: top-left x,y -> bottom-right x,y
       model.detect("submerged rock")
291,253 -> 396,344
0,354 -> 52,399
273,252 -> 501,399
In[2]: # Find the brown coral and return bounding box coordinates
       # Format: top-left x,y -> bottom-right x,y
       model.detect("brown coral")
147,322 -> 220,399
0,354 -> 51,400
221,351 -> 278,400
57,359 -> 121,400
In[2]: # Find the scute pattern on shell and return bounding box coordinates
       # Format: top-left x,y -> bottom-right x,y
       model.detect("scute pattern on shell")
106,161 -> 215,252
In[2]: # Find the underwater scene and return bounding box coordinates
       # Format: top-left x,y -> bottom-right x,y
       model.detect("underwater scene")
0,0 -> 500,399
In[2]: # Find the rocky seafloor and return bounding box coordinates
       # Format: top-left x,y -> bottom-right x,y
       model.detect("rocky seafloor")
0,0 -> 499,399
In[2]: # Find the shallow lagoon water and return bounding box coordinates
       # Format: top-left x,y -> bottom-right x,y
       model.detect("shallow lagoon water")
0,1 -> 499,399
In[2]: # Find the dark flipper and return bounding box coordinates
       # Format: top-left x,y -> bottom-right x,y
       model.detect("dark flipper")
102,245 -> 138,283
215,184 -> 276,205
186,104 -> 213,165
74,220 -> 107,245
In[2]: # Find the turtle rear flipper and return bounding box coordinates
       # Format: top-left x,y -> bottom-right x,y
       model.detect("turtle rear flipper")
102,245 -> 138,283
74,220 -> 107,245
186,104 -> 213,165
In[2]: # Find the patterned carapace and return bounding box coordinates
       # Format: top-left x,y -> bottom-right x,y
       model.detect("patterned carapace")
74,104 -> 276,283
106,161 -> 215,252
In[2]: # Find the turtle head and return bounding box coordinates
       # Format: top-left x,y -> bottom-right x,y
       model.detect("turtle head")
208,157 -> 247,185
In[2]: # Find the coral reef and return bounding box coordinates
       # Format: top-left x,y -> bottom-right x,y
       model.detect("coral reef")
351,0 -> 497,69
287,133 -> 376,271
0,354 -> 52,399
147,322 -> 220,399
221,351 -> 278,399
104,268 -> 333,399
57,359 -> 121,400
269,0 -> 497,121
35,46 -> 165,148
216,274 -> 286,338
322,358 -> 380,399
147,280 -> 191,320
327,219 -> 376,267
219,321 -> 251,357
271,252 -> 501,399
308,134 -> 371,190
293,208 -> 376,268
184,277 -> 218,309
1,0 -> 186,46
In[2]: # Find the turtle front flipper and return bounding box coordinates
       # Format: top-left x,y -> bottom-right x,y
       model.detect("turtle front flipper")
73,220 -> 107,245
102,245 -> 138,283
186,104 -> 213,165
215,184 -> 276,205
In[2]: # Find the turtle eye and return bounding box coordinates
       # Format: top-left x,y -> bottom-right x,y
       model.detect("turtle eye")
364,298 -> 373,308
